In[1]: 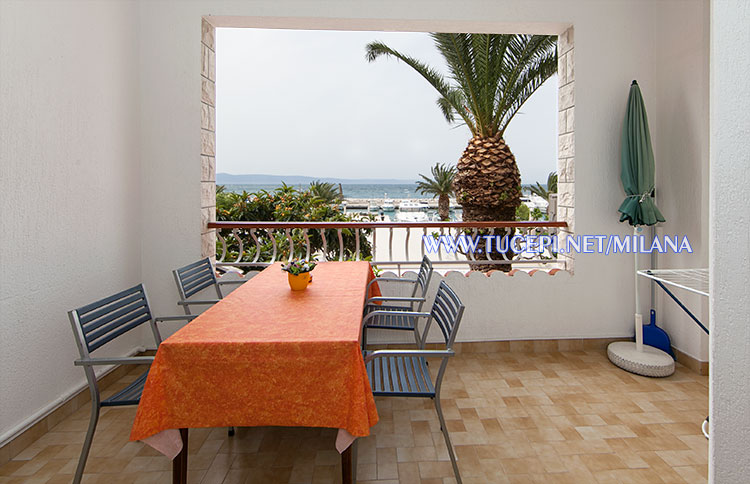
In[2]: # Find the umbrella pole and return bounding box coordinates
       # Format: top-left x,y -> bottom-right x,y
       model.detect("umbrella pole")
634,226 -> 643,352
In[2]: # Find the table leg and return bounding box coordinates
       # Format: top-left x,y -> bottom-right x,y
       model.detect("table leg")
341,439 -> 357,484
172,428 -> 188,484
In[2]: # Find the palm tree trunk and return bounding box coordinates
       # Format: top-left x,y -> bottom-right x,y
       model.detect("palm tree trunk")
454,133 -> 521,272
438,194 -> 450,221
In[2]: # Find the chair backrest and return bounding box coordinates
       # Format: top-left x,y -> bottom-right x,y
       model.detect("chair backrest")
68,284 -> 157,358
411,256 -> 434,299
173,257 -> 221,301
425,281 -> 465,348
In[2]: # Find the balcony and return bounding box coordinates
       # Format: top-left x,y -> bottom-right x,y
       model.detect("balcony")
1,0 -> 746,482
209,220 -> 568,274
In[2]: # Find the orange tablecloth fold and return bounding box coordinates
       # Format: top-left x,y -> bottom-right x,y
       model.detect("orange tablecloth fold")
130,261 -> 379,444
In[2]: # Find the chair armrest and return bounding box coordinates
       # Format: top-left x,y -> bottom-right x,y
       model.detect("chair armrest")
366,277 -> 417,293
75,356 -> 154,366
362,310 -> 430,325
366,296 -> 425,305
371,277 -> 417,283
177,299 -> 220,306
364,349 -> 454,363
154,315 -> 197,323
217,280 -> 246,285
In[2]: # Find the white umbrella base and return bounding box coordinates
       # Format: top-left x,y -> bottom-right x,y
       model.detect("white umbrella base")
607,341 -> 675,377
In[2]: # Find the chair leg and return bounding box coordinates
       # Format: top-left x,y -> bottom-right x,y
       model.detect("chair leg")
434,396 -> 462,484
228,427 -> 235,436
73,403 -> 100,484
412,326 -> 421,348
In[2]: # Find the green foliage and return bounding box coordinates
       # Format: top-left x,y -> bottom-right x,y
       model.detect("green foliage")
216,185 -> 373,265
529,172 -> 558,201
366,33 -> 558,138
515,203 -> 530,221
515,205 -> 544,221
530,207 -> 544,221
416,163 -> 456,197
309,180 -> 342,204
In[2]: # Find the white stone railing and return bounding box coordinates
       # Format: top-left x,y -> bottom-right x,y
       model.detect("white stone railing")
208,221 -> 568,273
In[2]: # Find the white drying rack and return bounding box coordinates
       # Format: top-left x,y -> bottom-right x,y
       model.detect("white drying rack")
638,268 -> 710,439
637,268 -> 709,297
637,268 -> 709,334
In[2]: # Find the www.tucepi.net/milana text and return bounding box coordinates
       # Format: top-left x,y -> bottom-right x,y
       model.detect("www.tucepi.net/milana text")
422,234 -> 693,255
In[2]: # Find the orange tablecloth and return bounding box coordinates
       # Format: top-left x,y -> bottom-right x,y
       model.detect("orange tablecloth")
130,261 -> 379,453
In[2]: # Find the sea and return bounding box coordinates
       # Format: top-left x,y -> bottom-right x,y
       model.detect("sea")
221,183 -> 538,199
222,183 -> 427,199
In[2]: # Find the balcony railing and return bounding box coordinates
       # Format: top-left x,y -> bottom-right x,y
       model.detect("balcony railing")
207,221 -> 568,273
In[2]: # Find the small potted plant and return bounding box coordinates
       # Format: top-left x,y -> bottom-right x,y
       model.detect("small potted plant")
281,259 -> 317,291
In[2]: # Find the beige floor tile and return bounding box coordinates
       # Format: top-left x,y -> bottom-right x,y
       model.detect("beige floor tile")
0,350 -> 707,484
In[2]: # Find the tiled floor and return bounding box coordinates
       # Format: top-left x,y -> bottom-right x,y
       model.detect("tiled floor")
0,349 -> 708,483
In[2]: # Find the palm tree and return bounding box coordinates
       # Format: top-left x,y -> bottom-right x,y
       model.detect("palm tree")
366,34 -> 557,223
529,172 -> 558,201
416,163 -> 456,220
309,181 -> 342,204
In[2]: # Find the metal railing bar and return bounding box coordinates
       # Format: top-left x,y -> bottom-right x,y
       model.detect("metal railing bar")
304,230 -> 311,260
232,229 -> 243,264
319,228 -> 327,261
209,221 -> 567,230
250,228 -> 261,263
215,259 -> 561,267
285,228 -> 294,262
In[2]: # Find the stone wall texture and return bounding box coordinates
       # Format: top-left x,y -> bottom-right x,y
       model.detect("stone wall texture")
557,27 -> 575,272
201,18 -> 217,260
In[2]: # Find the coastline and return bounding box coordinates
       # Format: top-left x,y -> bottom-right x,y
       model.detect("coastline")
342,197 -> 459,210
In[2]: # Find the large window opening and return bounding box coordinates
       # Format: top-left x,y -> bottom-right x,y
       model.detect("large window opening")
201,19 -> 574,273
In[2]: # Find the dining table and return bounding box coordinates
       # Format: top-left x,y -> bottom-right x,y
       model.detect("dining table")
129,261 -> 381,484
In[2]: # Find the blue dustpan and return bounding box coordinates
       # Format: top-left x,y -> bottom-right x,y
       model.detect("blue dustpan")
643,309 -> 674,358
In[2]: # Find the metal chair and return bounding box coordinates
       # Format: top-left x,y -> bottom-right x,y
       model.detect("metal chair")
362,255 -> 433,347
363,280 -> 465,484
173,257 -> 245,315
68,284 -> 196,484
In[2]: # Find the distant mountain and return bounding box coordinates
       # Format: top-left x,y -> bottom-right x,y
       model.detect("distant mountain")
216,173 -> 417,185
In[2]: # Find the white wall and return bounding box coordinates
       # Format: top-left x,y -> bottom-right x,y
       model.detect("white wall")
709,1 -> 750,481
652,0 -> 711,361
136,0 -> 709,352
0,1 -> 141,442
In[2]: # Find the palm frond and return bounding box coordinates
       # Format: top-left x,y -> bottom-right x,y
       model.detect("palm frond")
547,172 -> 558,193
309,181 -> 342,204
493,36 -> 558,133
529,182 -> 548,200
528,172 -> 558,201
366,41 -> 477,135
367,33 -> 557,138
415,163 -> 457,197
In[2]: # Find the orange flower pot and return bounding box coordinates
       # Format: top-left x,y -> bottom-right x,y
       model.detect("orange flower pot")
288,272 -> 311,291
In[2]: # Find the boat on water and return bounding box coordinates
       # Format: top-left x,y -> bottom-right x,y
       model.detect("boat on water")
398,200 -> 430,211
381,194 -> 395,211
395,211 -> 430,222
521,194 -> 549,213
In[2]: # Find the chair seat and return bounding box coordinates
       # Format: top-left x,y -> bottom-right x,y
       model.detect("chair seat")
365,354 -> 435,397
102,370 -> 149,407
364,310 -> 419,331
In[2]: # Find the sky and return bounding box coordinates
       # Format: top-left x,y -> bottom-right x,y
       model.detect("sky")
216,29 -> 558,184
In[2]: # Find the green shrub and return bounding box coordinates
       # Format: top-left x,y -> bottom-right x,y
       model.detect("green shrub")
515,203 -> 530,221
216,184 -> 373,266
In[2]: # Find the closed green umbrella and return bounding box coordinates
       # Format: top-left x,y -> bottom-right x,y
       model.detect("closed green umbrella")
607,81 -> 674,377
618,80 -> 665,226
